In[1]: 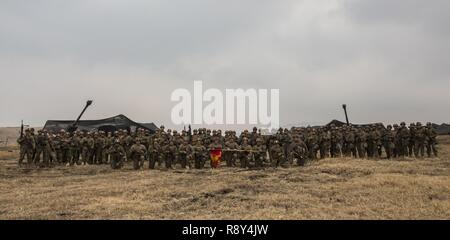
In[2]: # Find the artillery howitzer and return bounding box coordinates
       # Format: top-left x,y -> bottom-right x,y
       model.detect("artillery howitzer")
67,100 -> 93,133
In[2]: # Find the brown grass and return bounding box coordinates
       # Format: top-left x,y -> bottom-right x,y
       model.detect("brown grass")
0,134 -> 449,220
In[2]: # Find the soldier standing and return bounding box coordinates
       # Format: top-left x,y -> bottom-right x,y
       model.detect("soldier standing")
319,128 -> 331,159
177,140 -> 192,169
70,131 -> 81,165
192,140 -> 207,169
34,130 -> 51,167
60,131 -> 71,164
408,123 -> 416,157
381,125 -> 395,159
306,129 -> 319,160
163,140 -> 177,169
425,122 -> 438,157
414,122 -> 426,158
344,127 -> 357,158
355,127 -> 367,158
81,132 -> 94,165
17,129 -> 35,166
253,138 -> 268,168
224,137 -> 239,167
270,140 -> 286,168
397,122 -> 410,157
94,131 -> 106,164
239,138 -> 253,168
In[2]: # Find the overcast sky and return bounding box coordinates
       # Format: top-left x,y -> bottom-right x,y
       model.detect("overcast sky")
1,0 -> 449,129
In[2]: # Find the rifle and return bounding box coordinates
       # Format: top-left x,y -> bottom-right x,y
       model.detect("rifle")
188,125 -> 192,144
20,120 -> 24,138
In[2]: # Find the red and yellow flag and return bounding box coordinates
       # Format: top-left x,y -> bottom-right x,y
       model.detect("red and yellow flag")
210,149 -> 222,168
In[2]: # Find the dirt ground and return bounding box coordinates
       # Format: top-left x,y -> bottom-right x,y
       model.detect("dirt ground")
0,134 -> 449,220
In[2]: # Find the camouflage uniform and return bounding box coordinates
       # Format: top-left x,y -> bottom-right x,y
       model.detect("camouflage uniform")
224,138 -> 239,167
408,123 -> 416,157
425,123 -> 438,157
290,138 -> 308,166
129,140 -> 147,170
355,128 -> 367,158
306,129 -> 319,160
33,130 -> 51,167
93,132 -> 106,164
162,141 -> 177,169
239,138 -> 253,168
17,129 -> 36,165
81,132 -> 94,165
177,140 -> 192,169
192,140 -> 207,169
70,132 -> 81,165
381,125 -> 395,159
270,140 -> 286,168
414,123 -> 426,158
253,138 -> 268,168
397,122 -> 410,157
109,139 -> 126,169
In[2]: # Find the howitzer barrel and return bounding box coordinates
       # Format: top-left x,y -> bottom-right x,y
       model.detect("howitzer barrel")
67,100 -> 93,132
342,104 -> 350,126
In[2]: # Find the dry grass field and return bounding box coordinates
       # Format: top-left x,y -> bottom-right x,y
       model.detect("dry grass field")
0,131 -> 449,220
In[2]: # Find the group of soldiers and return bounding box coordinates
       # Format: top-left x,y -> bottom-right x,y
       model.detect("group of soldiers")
17,122 -> 438,170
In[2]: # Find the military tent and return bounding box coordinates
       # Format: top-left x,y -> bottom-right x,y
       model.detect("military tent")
43,114 -> 158,133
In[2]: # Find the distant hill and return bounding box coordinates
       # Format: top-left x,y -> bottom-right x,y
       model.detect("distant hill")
432,123 -> 450,135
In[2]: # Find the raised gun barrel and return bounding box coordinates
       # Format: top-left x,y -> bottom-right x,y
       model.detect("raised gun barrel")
67,100 -> 93,133
342,104 -> 350,126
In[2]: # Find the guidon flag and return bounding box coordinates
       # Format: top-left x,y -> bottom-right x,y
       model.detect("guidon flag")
210,149 -> 222,168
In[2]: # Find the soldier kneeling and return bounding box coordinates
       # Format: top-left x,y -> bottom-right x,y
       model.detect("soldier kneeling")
109,139 -> 126,169
129,139 -> 147,170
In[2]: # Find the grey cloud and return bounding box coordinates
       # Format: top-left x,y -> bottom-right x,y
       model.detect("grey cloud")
0,0 -> 449,128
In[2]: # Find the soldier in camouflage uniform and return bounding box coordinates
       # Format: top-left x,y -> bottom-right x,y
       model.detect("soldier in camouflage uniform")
355,127 -> 367,158
17,129 -> 36,166
224,137 -> 239,167
103,132 -> 113,163
34,130 -> 51,167
192,139 -> 207,169
392,124 -> 400,158
319,128 -> 331,159
397,122 -> 410,157
425,122 -> 438,157
330,125 -> 342,158
162,140 -> 177,169
306,129 -> 319,160
81,132 -> 94,165
129,139 -> 147,170
270,140 -> 286,168
109,139 -> 126,169
177,139 -> 192,169
290,137 -> 308,166
414,122 -> 426,158
148,138 -> 163,169
381,125 -> 395,159
408,123 -> 416,157
253,138 -> 267,168
60,131 -> 71,164
344,127 -> 357,158
70,131 -> 81,165
239,137 -> 253,168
